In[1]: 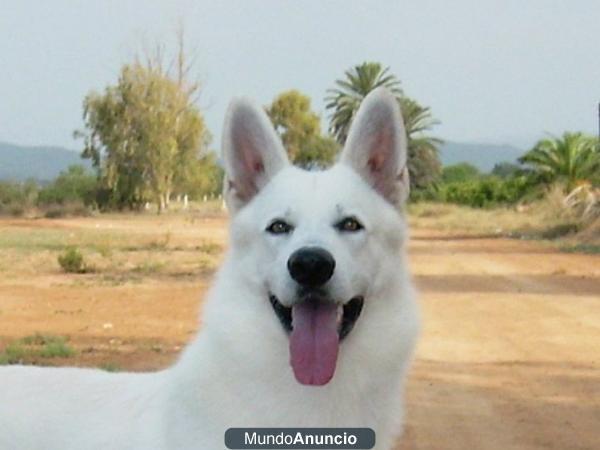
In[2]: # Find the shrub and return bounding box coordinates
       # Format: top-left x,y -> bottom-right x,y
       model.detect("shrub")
563,184 -> 600,222
432,175 -> 532,208
0,181 -> 26,206
0,334 -> 75,365
39,340 -> 75,358
58,247 -> 88,273
441,163 -> 480,183
0,342 -> 27,365
7,204 -> 25,217
38,165 -> 97,207
0,180 -> 38,216
43,202 -> 91,218
491,162 -> 522,179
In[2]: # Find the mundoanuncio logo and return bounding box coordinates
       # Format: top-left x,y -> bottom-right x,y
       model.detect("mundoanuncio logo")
225,428 -> 375,449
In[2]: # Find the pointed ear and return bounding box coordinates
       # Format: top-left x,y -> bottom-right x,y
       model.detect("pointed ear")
339,88 -> 409,205
222,98 -> 289,212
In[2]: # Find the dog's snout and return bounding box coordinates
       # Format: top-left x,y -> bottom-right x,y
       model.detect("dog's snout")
287,247 -> 335,287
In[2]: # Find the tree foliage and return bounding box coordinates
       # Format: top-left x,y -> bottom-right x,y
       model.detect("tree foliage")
76,41 -> 211,211
434,176 -> 531,208
37,165 -> 97,206
326,63 -> 402,144
491,162 -> 522,179
325,62 -> 441,190
400,97 -> 443,189
266,90 -> 339,168
442,163 -> 481,183
519,132 -> 600,190
175,152 -> 224,199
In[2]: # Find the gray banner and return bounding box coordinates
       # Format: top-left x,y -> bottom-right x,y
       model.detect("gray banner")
224,428 -> 375,449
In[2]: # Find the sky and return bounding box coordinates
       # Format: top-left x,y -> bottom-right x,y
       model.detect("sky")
1,0 -> 599,152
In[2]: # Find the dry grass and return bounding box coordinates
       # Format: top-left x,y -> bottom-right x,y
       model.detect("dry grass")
408,202 -> 541,236
0,206 -> 227,285
0,207 -> 227,370
1,197 -> 596,291
408,198 -> 599,253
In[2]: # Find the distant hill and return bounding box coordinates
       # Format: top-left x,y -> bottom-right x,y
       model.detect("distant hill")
439,141 -> 525,172
1,139 -> 525,181
0,142 -> 91,182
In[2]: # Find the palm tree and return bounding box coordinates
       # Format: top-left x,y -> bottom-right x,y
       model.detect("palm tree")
519,132 -> 600,191
399,97 -> 443,189
326,63 -> 402,144
325,62 -> 441,189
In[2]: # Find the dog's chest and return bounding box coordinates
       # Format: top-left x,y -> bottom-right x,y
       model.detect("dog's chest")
170,370 -> 404,450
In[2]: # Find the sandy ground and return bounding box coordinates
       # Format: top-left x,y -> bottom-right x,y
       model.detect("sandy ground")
0,216 -> 598,449
399,232 -> 599,450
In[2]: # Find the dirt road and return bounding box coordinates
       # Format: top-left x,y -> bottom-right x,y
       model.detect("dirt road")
0,217 -> 598,449
399,231 -> 600,450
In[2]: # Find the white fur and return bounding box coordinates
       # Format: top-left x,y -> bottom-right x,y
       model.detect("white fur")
0,88 -> 419,450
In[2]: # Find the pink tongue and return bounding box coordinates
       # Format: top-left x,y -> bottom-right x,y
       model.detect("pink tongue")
290,302 -> 339,386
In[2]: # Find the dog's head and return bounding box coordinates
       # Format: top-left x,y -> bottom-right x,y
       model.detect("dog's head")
221,88 -> 409,386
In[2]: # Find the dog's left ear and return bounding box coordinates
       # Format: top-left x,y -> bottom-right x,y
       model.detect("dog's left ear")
339,88 -> 410,205
222,98 -> 290,213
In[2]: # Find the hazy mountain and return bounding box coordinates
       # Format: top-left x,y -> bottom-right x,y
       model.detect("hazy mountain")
1,139 -> 525,182
439,141 -> 525,172
0,142 -> 91,182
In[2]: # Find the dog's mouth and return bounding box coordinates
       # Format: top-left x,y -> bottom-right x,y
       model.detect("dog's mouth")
269,293 -> 364,386
269,294 -> 364,339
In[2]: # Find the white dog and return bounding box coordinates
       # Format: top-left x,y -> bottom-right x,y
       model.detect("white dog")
0,88 -> 419,450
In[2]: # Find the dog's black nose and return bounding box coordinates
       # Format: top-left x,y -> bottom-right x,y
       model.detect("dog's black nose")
287,247 -> 335,287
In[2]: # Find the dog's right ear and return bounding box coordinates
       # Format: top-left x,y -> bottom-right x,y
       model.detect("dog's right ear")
339,88 -> 409,206
222,98 -> 289,213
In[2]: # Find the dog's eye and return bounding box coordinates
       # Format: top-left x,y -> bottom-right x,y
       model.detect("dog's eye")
335,217 -> 364,232
266,220 -> 293,235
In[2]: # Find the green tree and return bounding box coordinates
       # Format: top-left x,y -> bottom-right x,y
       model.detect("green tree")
175,153 -> 224,199
76,39 -> 210,211
266,90 -> 339,168
38,165 -> 97,206
491,162 -> 522,179
326,62 -> 442,189
519,132 -> 600,190
442,163 -> 481,183
293,135 -> 339,169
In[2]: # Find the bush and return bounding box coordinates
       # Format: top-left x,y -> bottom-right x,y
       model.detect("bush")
0,180 -> 38,216
43,202 -> 91,218
58,247 -> 88,273
0,334 -> 75,365
0,181 -> 26,205
38,165 -> 97,207
491,162 -> 522,179
563,184 -> 600,222
0,342 -> 27,365
423,175 -> 533,208
446,176 -> 529,207
441,163 -> 480,183
0,168 -> 98,217
39,340 -> 75,358
6,204 -> 25,217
